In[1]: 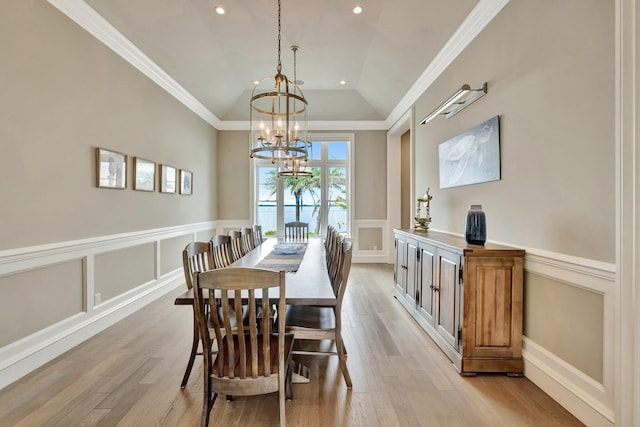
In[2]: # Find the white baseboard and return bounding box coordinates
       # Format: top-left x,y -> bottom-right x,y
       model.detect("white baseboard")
352,252 -> 390,263
523,337 -> 614,427
0,271 -> 183,390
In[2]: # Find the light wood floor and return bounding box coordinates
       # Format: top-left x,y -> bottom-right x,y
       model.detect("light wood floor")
0,264 -> 583,427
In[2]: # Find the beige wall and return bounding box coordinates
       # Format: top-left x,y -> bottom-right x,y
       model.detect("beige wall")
0,1 -> 218,351
0,1 -> 218,251
217,131 -> 252,220
411,0 -> 613,383
413,0 -> 614,263
353,130 -> 387,220
217,130 -> 387,222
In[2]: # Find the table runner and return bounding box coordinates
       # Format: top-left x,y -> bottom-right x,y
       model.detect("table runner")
255,242 -> 307,272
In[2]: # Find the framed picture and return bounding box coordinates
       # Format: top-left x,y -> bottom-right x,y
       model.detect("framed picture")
438,115 -> 501,189
133,157 -> 156,192
96,147 -> 127,189
159,164 -> 177,193
179,169 -> 193,195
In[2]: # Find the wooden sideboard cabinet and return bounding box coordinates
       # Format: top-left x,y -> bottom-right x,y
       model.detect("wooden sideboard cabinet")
393,229 -> 525,375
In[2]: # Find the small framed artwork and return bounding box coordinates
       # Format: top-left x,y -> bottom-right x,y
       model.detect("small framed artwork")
96,147 -> 127,189
159,164 -> 177,193
133,157 -> 156,192
179,169 -> 193,195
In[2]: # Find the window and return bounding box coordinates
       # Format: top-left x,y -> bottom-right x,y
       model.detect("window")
254,134 -> 352,237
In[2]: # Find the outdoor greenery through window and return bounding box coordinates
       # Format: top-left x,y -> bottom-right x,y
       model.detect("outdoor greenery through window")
255,137 -> 351,237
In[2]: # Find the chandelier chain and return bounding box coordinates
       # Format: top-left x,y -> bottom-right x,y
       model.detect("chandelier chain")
277,0 -> 282,74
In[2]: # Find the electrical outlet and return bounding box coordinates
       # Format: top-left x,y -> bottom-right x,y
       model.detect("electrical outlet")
373,245 -> 378,251
94,293 -> 101,305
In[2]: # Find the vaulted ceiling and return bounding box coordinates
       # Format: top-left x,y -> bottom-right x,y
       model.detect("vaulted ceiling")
51,0 -> 507,129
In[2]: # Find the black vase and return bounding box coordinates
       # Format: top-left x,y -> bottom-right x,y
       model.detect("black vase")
465,205 -> 486,245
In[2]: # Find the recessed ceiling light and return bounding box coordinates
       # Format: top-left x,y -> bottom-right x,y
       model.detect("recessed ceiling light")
215,5 -> 225,15
353,5 -> 363,14
253,80 -> 259,85
340,80 -> 347,85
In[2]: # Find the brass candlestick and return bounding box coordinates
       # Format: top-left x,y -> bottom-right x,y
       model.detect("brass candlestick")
414,188 -> 432,231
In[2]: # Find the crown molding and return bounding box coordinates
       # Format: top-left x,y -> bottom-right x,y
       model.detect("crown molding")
48,0 -> 507,133
47,0 -> 222,129
385,0 -> 510,128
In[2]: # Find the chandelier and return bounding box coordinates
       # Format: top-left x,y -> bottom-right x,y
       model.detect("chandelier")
278,45 -> 312,178
250,0 -> 308,163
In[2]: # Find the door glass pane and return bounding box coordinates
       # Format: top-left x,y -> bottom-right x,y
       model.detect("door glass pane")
328,166 -> 348,234
282,167 -> 322,235
257,167 -> 278,236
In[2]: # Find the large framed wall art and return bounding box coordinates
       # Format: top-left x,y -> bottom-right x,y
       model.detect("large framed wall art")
438,115 -> 500,189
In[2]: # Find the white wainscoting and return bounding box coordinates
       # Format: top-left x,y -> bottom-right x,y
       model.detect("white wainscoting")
0,221 -> 215,390
522,248 -> 616,427
352,220 -> 390,263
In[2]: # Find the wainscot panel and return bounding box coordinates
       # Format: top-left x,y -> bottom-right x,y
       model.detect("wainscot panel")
0,260 -> 83,347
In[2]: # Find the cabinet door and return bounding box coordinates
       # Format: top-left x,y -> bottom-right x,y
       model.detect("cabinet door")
462,256 -> 523,359
435,248 -> 461,351
394,237 -> 407,294
405,239 -> 418,304
418,242 -> 436,324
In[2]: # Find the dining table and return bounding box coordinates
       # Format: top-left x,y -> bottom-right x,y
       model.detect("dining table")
174,237 -> 336,307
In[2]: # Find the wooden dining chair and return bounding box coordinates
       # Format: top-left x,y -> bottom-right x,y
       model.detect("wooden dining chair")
180,241 -> 215,388
194,267 -> 294,427
210,234 -> 233,269
324,224 -> 335,252
284,241 -> 353,388
241,226 -> 256,253
228,230 -> 245,262
284,221 -> 309,241
253,224 -> 264,246
327,234 -> 345,294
